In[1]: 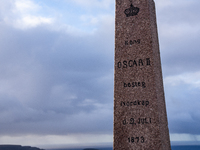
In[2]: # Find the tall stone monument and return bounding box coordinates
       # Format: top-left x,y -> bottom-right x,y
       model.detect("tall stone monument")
114,0 -> 171,149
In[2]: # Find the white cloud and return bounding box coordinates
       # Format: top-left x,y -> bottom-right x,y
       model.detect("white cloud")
0,134 -> 113,149
14,15 -> 53,29
170,134 -> 200,142
72,0 -> 113,10
164,71 -> 200,88
14,0 -> 39,13
80,15 -> 99,25
159,23 -> 200,39
155,0 -> 173,10
155,0 -> 197,11
1,0 -> 53,29
0,0 -> 200,147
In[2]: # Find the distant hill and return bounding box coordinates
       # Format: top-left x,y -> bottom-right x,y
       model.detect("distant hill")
0,145 -> 44,150
83,149 -> 99,150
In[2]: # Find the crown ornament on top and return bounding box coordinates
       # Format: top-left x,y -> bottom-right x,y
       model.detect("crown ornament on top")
124,3 -> 140,17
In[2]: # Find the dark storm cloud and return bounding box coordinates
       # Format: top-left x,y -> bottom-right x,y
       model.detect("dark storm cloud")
0,0 -> 200,140
155,0 -> 200,136
0,10 -> 114,135
156,0 -> 200,76
165,79 -> 200,135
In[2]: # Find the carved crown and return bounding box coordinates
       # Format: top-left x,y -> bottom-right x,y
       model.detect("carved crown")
124,4 -> 140,17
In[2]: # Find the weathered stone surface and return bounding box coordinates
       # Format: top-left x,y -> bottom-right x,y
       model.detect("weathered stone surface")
113,0 -> 171,149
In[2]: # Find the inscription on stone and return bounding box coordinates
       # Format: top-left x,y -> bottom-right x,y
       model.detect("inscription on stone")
125,39 -> 141,45
117,58 -> 151,68
120,100 -> 149,107
124,82 -> 146,88
123,117 -> 152,126
114,0 -> 171,150
124,4 -> 140,17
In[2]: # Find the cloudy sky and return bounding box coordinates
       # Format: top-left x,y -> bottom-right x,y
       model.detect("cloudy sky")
0,0 -> 200,148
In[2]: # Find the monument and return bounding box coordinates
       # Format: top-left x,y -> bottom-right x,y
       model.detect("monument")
114,0 -> 171,149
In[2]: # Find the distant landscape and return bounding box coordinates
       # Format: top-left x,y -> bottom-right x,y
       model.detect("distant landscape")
48,146 -> 200,150
48,148 -> 112,150
2,145 -> 200,150
0,145 -> 112,150
0,145 -> 44,150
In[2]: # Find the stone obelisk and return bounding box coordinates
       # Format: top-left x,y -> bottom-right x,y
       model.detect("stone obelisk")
114,0 -> 171,149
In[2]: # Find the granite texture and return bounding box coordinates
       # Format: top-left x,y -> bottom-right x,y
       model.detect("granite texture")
114,0 -> 171,149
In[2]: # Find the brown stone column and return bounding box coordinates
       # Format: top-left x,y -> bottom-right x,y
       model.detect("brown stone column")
114,0 -> 171,149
